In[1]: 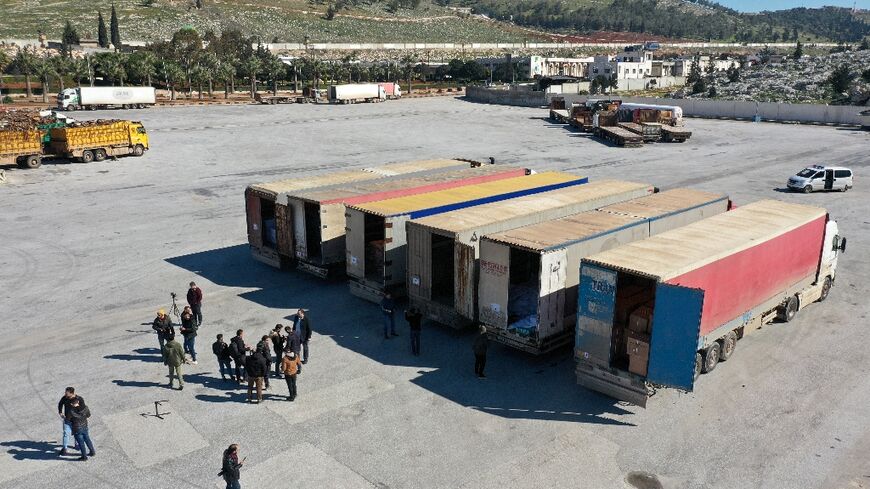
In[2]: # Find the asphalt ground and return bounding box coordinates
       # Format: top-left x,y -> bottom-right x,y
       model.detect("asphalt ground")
0,97 -> 868,489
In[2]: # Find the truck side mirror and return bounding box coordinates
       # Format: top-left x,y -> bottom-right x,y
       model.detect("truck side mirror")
839,237 -> 847,253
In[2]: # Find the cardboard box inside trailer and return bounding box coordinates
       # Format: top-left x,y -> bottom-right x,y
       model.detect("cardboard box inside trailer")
407,180 -> 656,328
345,171 -> 589,302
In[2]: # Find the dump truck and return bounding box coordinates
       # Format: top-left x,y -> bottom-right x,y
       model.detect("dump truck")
407,180 -> 655,329
574,199 -> 845,407
328,84 -> 386,104
245,159 -> 485,268
287,165 -> 528,278
57,86 -> 156,110
345,172 -> 587,303
478,189 -> 729,354
48,120 -> 149,162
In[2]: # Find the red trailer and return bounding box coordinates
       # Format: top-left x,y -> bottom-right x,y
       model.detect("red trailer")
574,199 -> 846,406
378,82 -> 402,100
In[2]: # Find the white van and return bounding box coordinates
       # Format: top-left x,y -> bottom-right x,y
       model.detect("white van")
787,165 -> 853,193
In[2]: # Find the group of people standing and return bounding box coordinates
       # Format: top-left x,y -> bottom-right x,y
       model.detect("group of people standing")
151,282 -> 205,390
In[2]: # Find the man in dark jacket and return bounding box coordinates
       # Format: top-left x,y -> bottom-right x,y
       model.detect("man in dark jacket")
66,399 -> 95,461
164,336 -> 186,390
187,281 -> 203,326
213,334 -> 234,381
405,307 -> 423,356
245,350 -> 268,403
230,330 -> 248,383
284,325 -> 302,374
472,325 -> 489,378
152,309 -> 174,365
57,387 -> 84,456
221,444 -> 244,489
255,336 -> 272,390
292,309 -> 312,364
180,305 -> 198,365
270,325 -> 285,377
381,294 -> 396,339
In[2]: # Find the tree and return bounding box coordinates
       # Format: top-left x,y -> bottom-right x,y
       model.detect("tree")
32,56 -> 57,103
590,77 -> 600,95
61,21 -> 80,57
325,3 -> 337,20
692,77 -> 706,94
52,55 -> 70,91
69,57 -> 91,86
703,60 -> 715,82
726,62 -> 740,83
686,59 -> 701,85
241,55 -> 262,97
190,64 -> 208,100
863,68 -> 870,84
12,47 -> 37,98
261,55 -> 285,95
198,51 -> 219,97
793,40 -> 803,60
401,54 -> 417,94
860,38 -> 869,51
97,12 -> 109,48
217,60 -> 236,98
96,52 -> 127,85
708,84 -> 717,98
127,51 -> 157,86
158,60 -> 185,100
827,64 -> 853,95
110,4 -> 121,49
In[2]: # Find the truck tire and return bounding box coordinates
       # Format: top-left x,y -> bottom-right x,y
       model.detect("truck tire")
94,149 -> 107,161
719,332 -> 737,362
133,145 -> 145,157
694,353 -> 702,381
702,343 -> 720,373
81,150 -> 94,163
24,155 -> 41,169
779,295 -> 799,322
802,185 -> 813,194
818,276 -> 833,302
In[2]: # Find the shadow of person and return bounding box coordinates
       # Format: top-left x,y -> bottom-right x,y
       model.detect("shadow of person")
0,440 -> 63,461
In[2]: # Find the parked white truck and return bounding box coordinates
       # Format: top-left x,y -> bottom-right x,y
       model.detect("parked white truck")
57,87 -> 156,111
328,84 -> 386,104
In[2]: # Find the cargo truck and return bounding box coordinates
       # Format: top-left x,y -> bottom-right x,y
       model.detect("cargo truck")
328,84 -> 386,104
48,120 -> 149,162
0,127 -> 43,168
58,86 -> 156,111
479,189 -> 729,354
287,165 -> 528,278
574,199 -> 845,407
407,180 -> 655,329
345,172 -> 588,303
245,159 -> 483,268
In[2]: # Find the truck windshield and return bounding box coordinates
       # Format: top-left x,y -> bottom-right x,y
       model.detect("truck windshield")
796,169 -> 819,178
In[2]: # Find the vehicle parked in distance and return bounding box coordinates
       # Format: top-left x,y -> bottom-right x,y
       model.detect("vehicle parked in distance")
328,84 -> 386,104
57,86 -> 156,110
787,165 -> 853,193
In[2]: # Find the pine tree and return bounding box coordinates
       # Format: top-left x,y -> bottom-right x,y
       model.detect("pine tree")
793,40 -> 803,60
110,4 -> 121,49
97,12 -> 108,48
61,21 -> 80,56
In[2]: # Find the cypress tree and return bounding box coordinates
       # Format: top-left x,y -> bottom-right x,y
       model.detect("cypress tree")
98,12 -> 108,48
110,4 -> 121,49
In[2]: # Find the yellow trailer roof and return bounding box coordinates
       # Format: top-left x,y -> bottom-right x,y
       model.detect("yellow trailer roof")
584,199 -> 827,280
412,180 -> 651,233
348,171 -> 582,217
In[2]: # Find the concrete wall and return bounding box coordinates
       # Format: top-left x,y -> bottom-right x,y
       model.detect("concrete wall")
466,86 -> 546,107
261,41 -> 837,52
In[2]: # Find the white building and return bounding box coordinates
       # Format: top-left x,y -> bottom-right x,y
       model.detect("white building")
529,56 -> 595,78
587,45 -> 653,80
675,55 -> 735,76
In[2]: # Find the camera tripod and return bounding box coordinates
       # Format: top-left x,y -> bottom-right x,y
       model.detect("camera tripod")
169,293 -> 181,318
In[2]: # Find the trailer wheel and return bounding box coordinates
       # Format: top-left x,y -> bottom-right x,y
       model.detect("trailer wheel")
81,150 -> 94,163
802,185 -> 813,194
818,276 -> 832,302
719,332 -> 737,362
779,295 -> 799,322
702,343 -> 720,373
133,145 -> 145,157
23,155 -> 41,169
94,149 -> 107,161
694,353 -> 702,381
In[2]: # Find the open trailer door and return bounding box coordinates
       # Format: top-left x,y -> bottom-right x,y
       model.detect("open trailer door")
646,283 -> 704,393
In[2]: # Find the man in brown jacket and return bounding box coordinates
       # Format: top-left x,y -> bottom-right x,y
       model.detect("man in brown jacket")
164,337 -> 186,390
281,350 -> 301,401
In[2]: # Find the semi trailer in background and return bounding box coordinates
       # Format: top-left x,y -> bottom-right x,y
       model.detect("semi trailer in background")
479,189 -> 729,354
328,84 -> 386,104
345,172 -> 588,303
57,87 -> 156,110
406,180 -> 655,329
575,199 -> 845,407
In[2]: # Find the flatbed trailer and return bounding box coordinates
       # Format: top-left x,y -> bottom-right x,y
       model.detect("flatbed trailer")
254,93 -> 304,105
594,126 -> 643,147
661,125 -> 692,142
550,109 -> 570,123
617,122 -> 661,142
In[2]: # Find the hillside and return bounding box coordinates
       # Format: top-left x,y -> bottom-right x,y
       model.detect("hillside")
0,0 -> 867,43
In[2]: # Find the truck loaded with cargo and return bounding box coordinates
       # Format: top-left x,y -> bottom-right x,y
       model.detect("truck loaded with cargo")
478,189 -> 729,354
345,172 -> 588,303
58,86 -> 156,110
328,84 -> 386,104
49,120 -> 149,162
286,165 -> 528,278
406,180 -> 655,329
574,199 -> 845,406
245,159 -> 482,268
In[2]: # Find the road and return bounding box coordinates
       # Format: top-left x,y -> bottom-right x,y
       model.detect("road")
0,97 -> 867,489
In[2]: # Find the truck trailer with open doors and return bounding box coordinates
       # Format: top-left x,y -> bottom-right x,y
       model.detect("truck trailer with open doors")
245,159 -> 478,268
478,189 -> 729,354
285,165 -> 529,278
407,180 -> 655,330
574,199 -> 845,407
345,172 -> 588,303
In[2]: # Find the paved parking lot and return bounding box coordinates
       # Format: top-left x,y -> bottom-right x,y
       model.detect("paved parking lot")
0,97 -> 868,489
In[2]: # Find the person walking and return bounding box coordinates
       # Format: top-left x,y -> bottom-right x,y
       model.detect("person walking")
245,350 -> 268,403
221,444 -> 245,489
281,350 -> 301,401
284,325 -> 301,374
164,336 -> 186,390
472,325 -> 489,379
180,305 -> 198,365
66,398 -> 95,461
213,334 -> 234,382
381,293 -> 397,339
57,387 -> 83,456
270,325 -> 285,377
152,309 -> 174,364
187,281 -> 203,326
292,309 -> 312,364
255,336 -> 272,390
230,330 -> 248,383
405,307 -> 423,356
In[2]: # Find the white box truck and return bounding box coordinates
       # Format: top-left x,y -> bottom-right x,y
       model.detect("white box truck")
58,86 -> 156,111
328,84 -> 386,104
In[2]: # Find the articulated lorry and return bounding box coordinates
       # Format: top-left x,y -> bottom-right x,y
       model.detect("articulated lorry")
478,189 -> 729,354
58,87 -> 156,110
328,84 -> 386,104
574,199 -> 845,406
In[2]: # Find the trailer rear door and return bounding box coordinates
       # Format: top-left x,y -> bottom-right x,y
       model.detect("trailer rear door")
646,283 -> 704,392
246,191 -> 263,248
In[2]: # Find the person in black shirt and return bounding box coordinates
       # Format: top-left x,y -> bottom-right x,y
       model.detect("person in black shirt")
405,307 -> 423,356
57,386 -> 83,456
213,334 -> 234,381
221,444 -> 244,489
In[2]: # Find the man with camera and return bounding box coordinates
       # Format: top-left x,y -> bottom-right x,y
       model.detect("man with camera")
152,309 -> 174,365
